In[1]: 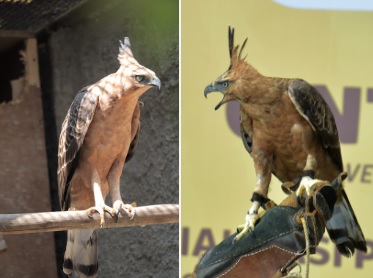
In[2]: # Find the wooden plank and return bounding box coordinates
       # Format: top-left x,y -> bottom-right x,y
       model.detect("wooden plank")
0,37 -> 57,277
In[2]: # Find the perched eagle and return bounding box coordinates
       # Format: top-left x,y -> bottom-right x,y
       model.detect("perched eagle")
57,37 -> 160,277
204,27 -> 366,256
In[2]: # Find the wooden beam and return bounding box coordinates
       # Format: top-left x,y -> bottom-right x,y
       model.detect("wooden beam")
0,204 -> 179,235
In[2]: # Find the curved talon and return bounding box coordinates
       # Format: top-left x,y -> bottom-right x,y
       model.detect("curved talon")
296,176 -> 322,197
112,213 -> 119,223
123,203 -> 136,220
233,226 -> 250,243
86,205 -> 116,227
113,201 -> 136,220
233,212 -> 258,243
236,224 -> 245,233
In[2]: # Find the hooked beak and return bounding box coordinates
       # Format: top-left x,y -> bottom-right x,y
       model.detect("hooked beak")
149,76 -> 161,90
204,82 -> 231,110
204,83 -> 215,98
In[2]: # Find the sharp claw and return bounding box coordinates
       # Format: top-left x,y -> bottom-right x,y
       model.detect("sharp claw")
85,205 -> 116,227
236,225 -> 243,233
113,212 -> 119,223
296,176 -> 322,197
233,212 -> 258,243
233,225 -> 250,243
113,201 -> 136,220
85,207 -> 95,218
85,202 -> 136,225
123,204 -> 136,220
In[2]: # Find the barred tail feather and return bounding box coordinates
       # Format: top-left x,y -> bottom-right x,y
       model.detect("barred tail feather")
326,190 -> 367,257
63,229 -> 98,278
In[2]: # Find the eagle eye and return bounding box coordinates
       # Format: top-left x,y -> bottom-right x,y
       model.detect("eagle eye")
135,75 -> 145,82
222,81 -> 229,88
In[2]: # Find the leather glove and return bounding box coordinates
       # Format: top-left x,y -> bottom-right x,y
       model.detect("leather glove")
192,173 -> 347,278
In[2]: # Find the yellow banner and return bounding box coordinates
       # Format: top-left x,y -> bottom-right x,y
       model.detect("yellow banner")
181,0 -> 373,277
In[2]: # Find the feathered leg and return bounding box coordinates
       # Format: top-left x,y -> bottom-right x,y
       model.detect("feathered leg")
295,155 -> 318,196
234,150 -> 272,242
108,158 -> 136,220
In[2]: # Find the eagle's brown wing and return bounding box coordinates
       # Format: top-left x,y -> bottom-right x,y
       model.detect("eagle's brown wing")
288,79 -> 366,255
57,87 -> 98,211
125,102 -> 141,163
288,79 -> 343,172
125,126 -> 139,163
239,106 -> 253,155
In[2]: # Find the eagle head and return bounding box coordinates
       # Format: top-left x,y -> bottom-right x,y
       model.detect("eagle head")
204,26 -> 260,110
118,37 -> 161,94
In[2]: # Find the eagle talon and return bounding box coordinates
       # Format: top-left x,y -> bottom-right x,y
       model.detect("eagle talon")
236,224 -> 245,233
86,205 -> 116,227
113,213 -> 119,223
296,176 -> 322,197
233,225 -> 251,243
233,212 -> 258,243
113,200 -> 136,220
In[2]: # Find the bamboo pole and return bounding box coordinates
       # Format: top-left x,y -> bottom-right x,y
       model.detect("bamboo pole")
0,204 -> 179,235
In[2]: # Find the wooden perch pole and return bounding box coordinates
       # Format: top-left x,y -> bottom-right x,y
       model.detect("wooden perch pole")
0,204 -> 179,235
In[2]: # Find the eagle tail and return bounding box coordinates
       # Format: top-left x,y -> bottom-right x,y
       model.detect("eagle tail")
63,229 -> 98,278
326,189 -> 367,257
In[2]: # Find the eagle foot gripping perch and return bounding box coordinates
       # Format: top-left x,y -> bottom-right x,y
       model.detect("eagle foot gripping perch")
234,192 -> 277,242
234,170 -> 330,243
193,174 -> 345,278
86,202 -> 137,227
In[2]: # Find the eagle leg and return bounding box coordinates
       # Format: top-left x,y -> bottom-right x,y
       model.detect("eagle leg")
296,175 -> 324,197
234,192 -> 270,242
233,154 -> 273,242
296,155 -> 319,196
107,160 -> 136,221
234,207 -> 259,242
86,205 -> 117,227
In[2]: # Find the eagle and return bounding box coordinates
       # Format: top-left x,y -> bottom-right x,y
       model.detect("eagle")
57,37 -> 160,277
204,26 -> 366,257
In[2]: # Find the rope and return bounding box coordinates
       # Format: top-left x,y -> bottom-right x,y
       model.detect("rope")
301,217 -> 310,278
0,204 -> 179,235
283,216 -> 311,278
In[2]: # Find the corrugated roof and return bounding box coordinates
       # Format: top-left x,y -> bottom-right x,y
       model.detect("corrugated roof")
0,0 -> 86,33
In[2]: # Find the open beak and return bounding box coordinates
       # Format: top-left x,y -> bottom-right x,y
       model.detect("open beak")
204,82 -> 231,110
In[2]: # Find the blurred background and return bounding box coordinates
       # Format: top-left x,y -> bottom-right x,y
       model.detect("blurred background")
181,0 -> 373,277
0,0 -> 178,277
